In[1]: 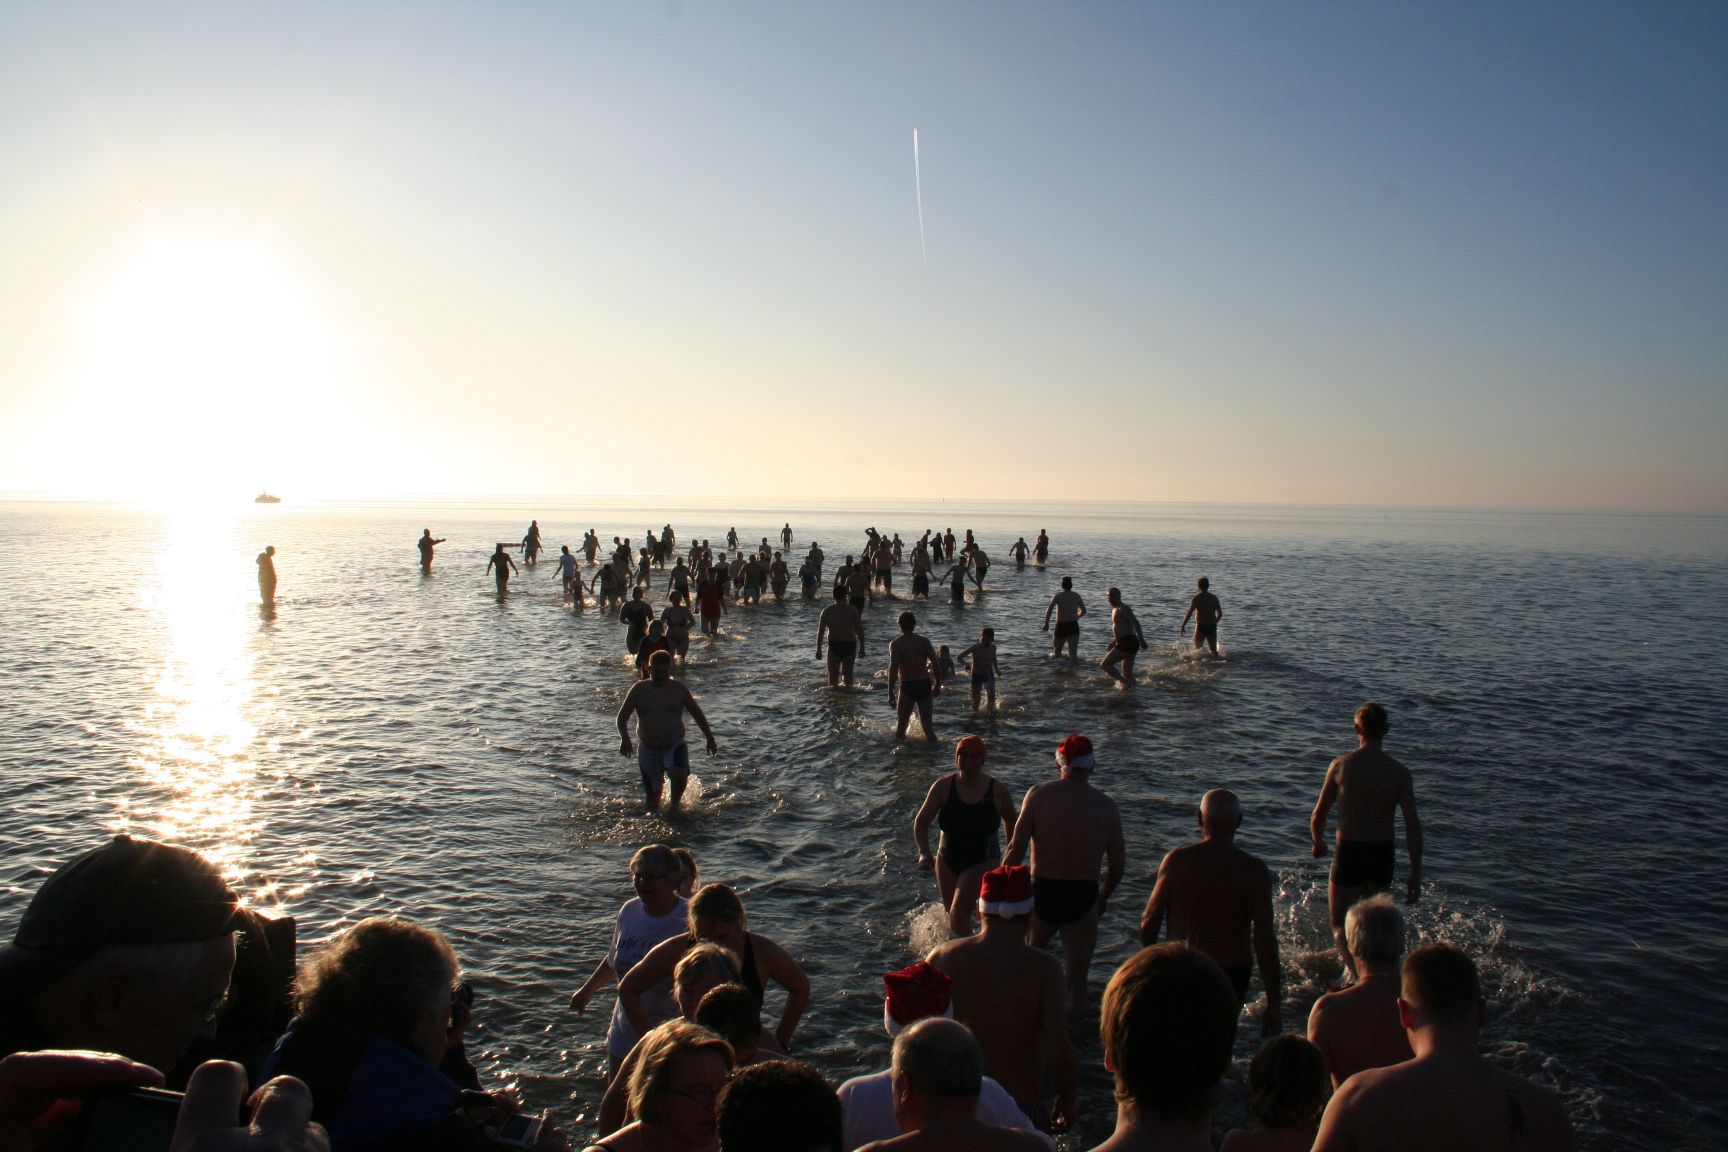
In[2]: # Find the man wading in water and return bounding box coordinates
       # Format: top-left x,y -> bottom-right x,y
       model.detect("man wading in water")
616,650 -> 718,810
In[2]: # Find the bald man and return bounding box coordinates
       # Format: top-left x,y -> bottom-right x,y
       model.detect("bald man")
1139,789 -> 1282,1037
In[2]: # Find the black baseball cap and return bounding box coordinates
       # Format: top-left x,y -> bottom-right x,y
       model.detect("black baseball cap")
9,835 -> 240,952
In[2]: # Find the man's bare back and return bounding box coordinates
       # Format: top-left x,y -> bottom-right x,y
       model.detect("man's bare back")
926,935 -> 1067,1113
1307,976 -> 1412,1088
1313,1055 -> 1574,1152
1327,745 -> 1414,841
1144,840 -> 1266,968
1013,778 -> 1122,880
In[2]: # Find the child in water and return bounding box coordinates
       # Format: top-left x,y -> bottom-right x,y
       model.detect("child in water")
957,627 -> 1000,713
937,644 -> 958,682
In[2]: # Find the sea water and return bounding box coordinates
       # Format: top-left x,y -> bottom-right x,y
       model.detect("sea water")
0,498 -> 1723,1151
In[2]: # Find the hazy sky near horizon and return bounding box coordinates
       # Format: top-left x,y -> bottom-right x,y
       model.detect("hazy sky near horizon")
1,2 -> 1723,510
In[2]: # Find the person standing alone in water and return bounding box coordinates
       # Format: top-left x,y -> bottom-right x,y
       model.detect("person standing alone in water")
1181,576 -> 1224,654
486,543 -> 518,596
256,545 -> 277,605
416,529 -> 446,574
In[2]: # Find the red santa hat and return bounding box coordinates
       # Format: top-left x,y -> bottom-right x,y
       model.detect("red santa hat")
978,865 -> 1034,918
883,960 -> 953,1037
1056,733 -> 1096,771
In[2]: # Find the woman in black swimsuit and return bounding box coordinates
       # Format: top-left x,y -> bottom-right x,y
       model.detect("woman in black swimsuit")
912,735 -> 1020,935
616,883 -> 811,1053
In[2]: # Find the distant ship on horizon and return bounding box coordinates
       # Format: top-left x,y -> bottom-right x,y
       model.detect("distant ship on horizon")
254,491 -> 281,504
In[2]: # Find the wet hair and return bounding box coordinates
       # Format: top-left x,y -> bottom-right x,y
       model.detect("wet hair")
833,587 -> 847,602
1346,895 -> 1405,966
1246,1034 -> 1328,1131
631,844 -> 679,881
980,628 -> 994,642
1355,701 -> 1390,741
718,1060 -> 842,1152
1197,576 -> 1209,590
898,611 -> 916,632
694,982 -> 761,1051
1107,586 -> 1120,601
672,847 -> 699,890
629,1019 -> 734,1127
688,883 -> 746,934
1402,944 -> 1481,1026
649,650 -> 673,669
892,1017 -> 983,1100
673,943 -> 740,1005
1061,577 -> 1072,589
1101,943 -> 1237,1124
293,917 -> 457,1046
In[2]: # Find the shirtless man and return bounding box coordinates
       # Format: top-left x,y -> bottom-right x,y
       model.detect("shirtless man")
416,529 -> 447,574
1100,588 -> 1147,687
659,591 -> 696,668
1310,702 -> 1423,980
1307,895 -> 1413,1087
816,588 -> 866,688
926,866 -> 1077,1134
1032,530 -> 1049,565
1311,945 -> 1575,1152
616,650 -> 717,810
1003,734 -> 1126,1008
769,551 -> 789,600
1180,577 -> 1223,654
1043,578 -> 1086,662
781,522 -> 793,550
1010,537 -> 1030,566
1138,789 -> 1281,1038
806,541 -> 825,585
847,558 -> 874,611
486,543 -> 517,596
856,1018 -> 1050,1152
888,612 -> 943,742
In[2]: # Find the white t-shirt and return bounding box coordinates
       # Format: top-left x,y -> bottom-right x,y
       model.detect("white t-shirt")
835,1068 -> 1053,1151
605,896 -> 688,1063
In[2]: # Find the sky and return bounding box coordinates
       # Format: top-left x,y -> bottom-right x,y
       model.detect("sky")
0,2 -> 1723,510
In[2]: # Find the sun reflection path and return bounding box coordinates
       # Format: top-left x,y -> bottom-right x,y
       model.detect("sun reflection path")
115,507 -> 285,912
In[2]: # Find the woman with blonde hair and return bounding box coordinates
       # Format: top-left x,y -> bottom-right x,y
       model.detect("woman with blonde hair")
582,1020 -> 733,1152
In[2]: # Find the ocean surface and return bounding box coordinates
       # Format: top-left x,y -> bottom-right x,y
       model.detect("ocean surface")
0,497 -> 1723,1150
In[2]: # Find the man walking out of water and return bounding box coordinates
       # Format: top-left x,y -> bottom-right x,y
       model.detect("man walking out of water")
817,587 -> 866,688
1043,577 -> 1085,662
1100,587 -> 1146,686
1138,789 -> 1282,1038
926,865 -> 1077,1134
1311,702 -> 1423,980
417,529 -> 446,574
1180,576 -> 1224,654
487,542 -> 518,596
616,650 -> 717,810
556,544 -> 579,598
888,611 -> 943,742
1311,944 -> 1575,1152
1003,734 -> 1125,1010
256,544 -> 277,605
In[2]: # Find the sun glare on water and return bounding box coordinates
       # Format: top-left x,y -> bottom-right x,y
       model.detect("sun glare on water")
79,235 -> 329,510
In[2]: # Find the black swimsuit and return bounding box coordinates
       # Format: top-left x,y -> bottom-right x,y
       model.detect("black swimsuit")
938,775 -> 1000,874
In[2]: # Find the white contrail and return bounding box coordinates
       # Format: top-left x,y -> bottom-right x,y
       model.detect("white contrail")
912,128 -> 927,265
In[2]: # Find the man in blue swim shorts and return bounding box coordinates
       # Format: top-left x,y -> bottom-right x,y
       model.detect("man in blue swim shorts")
616,650 -> 718,810
1003,733 -> 1126,1009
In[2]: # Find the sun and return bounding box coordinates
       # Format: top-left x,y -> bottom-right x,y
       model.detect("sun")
78,235 -> 328,507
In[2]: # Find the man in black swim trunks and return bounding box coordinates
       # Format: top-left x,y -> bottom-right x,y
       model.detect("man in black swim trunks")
1100,587 -> 1146,687
1002,734 -> 1125,1011
816,587 -> 866,688
1310,701 -> 1423,981
888,611 -> 942,742
1043,577 -> 1085,662
1181,575 -> 1224,654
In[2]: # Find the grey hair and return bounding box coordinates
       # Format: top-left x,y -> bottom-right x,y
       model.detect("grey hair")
1346,894 -> 1405,966
891,1017 -> 982,1100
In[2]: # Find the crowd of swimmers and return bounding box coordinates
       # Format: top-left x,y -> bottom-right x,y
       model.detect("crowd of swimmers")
39,520 -> 1570,1148
0,695 -> 1573,1150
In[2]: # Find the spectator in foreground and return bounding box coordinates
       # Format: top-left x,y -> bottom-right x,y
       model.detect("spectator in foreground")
856,1017 -> 1047,1152
718,1058 -> 842,1152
